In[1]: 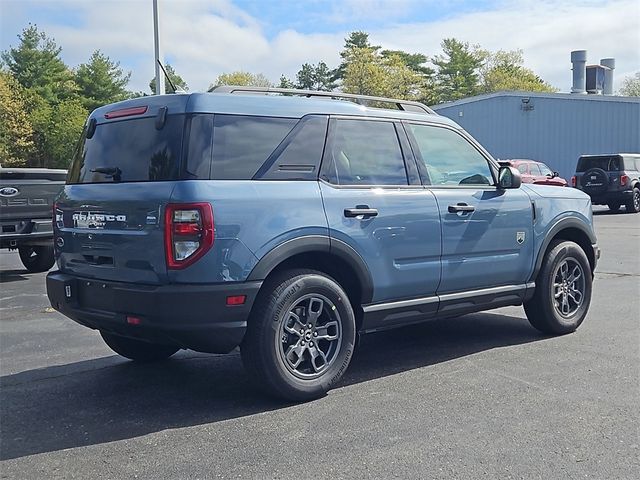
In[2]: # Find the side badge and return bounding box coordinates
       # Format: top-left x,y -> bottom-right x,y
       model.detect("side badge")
516,231 -> 526,245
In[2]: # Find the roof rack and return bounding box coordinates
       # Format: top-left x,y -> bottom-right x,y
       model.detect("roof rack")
209,85 -> 436,115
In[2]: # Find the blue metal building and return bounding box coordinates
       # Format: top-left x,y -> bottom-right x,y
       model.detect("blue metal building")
433,91 -> 640,180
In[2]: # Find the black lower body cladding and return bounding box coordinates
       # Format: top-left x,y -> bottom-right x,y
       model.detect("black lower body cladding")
46,271 -> 262,353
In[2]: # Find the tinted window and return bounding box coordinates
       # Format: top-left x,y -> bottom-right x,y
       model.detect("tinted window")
538,163 -> 553,176
408,124 -> 492,186
258,115 -> 328,180
211,115 -> 296,180
186,114 -> 213,179
576,156 -> 622,172
325,119 -> 407,185
68,115 -> 184,184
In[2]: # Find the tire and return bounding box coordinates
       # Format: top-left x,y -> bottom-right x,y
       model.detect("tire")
241,269 -> 356,401
18,245 -> 55,273
100,331 -> 179,362
524,240 -> 592,335
607,203 -> 621,212
625,187 -> 640,213
581,168 -> 609,196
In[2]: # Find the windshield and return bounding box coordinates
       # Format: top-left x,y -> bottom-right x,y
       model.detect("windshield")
67,115 -> 184,184
576,155 -> 623,172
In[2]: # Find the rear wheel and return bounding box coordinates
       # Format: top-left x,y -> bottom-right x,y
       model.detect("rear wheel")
607,203 -> 621,212
241,269 -> 356,401
18,245 -> 55,273
100,331 -> 179,362
625,187 -> 640,213
524,240 -> 592,335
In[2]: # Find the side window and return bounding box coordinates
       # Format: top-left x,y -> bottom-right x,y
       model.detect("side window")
211,115 -> 297,180
324,119 -> 408,186
529,163 -> 542,175
517,164 -> 528,174
408,124 -> 493,186
538,163 -> 553,176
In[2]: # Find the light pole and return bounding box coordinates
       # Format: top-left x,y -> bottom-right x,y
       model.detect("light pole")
152,0 -> 165,95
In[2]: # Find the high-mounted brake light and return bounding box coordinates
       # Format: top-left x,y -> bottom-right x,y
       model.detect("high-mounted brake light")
104,106 -> 148,119
620,174 -> 629,186
164,203 -> 214,269
571,176 -> 577,187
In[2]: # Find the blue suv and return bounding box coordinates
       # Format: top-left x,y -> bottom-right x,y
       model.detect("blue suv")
47,87 -> 600,400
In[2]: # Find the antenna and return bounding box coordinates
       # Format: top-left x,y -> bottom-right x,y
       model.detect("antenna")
157,60 -> 178,93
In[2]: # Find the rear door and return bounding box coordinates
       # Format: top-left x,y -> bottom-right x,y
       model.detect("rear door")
405,122 -> 533,294
320,117 -> 441,306
56,107 -> 185,284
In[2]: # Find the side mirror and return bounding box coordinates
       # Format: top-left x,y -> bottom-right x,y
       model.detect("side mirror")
498,166 -> 522,189
553,171 -> 560,178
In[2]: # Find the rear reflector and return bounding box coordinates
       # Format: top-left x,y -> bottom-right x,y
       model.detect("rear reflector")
571,176 -> 577,187
226,295 -> 246,306
105,106 -> 148,119
620,175 -> 629,186
126,316 -> 142,325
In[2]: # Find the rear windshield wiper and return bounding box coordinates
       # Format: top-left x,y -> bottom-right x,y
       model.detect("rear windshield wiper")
91,166 -> 122,182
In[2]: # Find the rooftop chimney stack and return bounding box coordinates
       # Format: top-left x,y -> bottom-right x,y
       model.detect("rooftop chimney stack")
600,58 -> 615,95
571,50 -> 587,94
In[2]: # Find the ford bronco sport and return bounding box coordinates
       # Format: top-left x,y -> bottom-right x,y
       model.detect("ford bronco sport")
47,87 -> 600,401
572,153 -> 640,213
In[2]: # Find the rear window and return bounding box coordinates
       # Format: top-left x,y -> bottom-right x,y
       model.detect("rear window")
576,156 -> 623,172
67,115 -> 184,184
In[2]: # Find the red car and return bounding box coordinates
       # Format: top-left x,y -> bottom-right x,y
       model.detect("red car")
508,159 -> 568,186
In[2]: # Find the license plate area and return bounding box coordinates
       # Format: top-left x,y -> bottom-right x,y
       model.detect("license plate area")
77,280 -> 116,311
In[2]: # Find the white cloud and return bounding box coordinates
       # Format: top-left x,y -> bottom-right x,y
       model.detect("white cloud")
5,0 -> 639,94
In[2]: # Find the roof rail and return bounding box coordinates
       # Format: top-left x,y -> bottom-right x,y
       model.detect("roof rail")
209,85 -> 436,115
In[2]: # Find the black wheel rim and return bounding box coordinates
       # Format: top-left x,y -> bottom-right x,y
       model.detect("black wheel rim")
276,294 -> 342,379
552,258 -> 585,318
634,189 -> 640,210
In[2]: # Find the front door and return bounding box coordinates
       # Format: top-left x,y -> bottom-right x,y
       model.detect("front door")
320,117 -> 441,304
404,122 -> 534,294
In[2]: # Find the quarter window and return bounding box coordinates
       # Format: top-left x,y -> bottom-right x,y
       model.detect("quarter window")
324,119 -> 407,186
408,124 -> 493,186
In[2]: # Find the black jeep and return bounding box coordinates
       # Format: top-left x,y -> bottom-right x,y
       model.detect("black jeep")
572,154 -> 640,213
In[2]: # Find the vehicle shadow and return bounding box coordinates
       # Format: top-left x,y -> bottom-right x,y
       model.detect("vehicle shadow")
0,311 -> 547,460
0,269 -> 30,283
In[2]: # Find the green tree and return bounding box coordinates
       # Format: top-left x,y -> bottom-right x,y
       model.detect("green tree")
332,31 -> 380,83
1,24 -> 75,103
0,72 -> 34,167
342,47 -> 387,97
149,64 -> 188,94
432,38 -> 483,102
75,50 -> 131,111
44,99 -> 87,168
382,54 -> 424,100
295,62 -> 336,91
479,49 -> 556,93
278,75 -> 296,89
210,71 -> 272,89
619,72 -> 640,96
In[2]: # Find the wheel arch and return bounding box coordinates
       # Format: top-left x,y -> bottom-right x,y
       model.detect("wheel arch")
530,218 -> 597,281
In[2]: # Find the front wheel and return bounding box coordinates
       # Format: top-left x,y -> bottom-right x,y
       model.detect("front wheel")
18,245 -> 55,273
625,187 -> 640,213
524,240 -> 592,335
100,331 -> 179,362
607,203 -> 621,212
241,269 -> 356,401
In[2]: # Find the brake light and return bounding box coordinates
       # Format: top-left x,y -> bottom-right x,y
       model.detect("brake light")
620,175 -> 629,186
571,176 -> 577,187
104,106 -> 147,119
164,203 -> 214,269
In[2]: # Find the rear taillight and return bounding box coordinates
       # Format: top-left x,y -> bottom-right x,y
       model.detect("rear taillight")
164,203 -> 214,269
620,175 -> 629,186
571,176 -> 577,187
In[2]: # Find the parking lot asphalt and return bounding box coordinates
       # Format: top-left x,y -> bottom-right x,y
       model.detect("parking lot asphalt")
1,207 -> 638,479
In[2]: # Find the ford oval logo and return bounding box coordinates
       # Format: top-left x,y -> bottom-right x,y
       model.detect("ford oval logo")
0,187 -> 19,197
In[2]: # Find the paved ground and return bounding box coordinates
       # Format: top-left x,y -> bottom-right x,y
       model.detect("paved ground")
1,207 -> 638,479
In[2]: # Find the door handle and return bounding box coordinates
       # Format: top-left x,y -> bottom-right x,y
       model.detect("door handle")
344,207 -> 378,218
448,203 -> 475,213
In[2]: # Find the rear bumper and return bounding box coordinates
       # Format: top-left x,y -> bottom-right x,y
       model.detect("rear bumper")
46,271 -> 262,354
0,219 -> 53,248
585,189 -> 633,204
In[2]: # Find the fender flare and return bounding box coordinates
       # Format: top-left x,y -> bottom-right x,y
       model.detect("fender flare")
529,217 -> 597,281
247,235 -> 374,304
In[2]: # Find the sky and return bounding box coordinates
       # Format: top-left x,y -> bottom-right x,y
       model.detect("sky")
1,0 -> 639,96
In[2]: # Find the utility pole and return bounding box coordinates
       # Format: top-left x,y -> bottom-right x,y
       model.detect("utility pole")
152,0 -> 165,95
